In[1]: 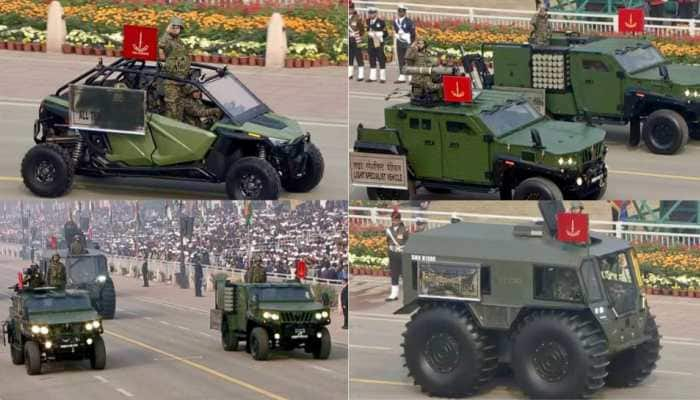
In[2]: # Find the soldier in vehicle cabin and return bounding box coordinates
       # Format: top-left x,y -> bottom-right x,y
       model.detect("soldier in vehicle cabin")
47,254 -> 67,290
393,4 -> 416,83
530,5 -> 552,46
385,209 -> 408,301
22,264 -> 45,289
182,85 -> 223,129
366,7 -> 388,83
158,16 -> 191,121
70,236 -> 83,255
405,38 -> 441,103
245,254 -> 267,283
348,2 -> 366,81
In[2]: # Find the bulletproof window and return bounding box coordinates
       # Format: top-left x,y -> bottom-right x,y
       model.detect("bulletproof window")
418,261 -> 480,300
582,59 -> 609,72
411,261 -> 418,290
421,119 -> 432,130
581,259 -> 603,303
446,121 -> 469,133
481,266 -> 491,295
409,118 -> 420,129
533,265 -> 583,303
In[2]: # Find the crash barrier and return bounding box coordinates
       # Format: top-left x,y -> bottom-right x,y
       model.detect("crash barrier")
349,207 -> 700,247
354,1 -> 700,37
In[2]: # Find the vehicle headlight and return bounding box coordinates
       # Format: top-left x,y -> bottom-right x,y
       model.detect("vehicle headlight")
85,322 -> 94,331
567,157 -> 575,166
321,311 -> 329,319
96,275 -> 107,283
271,313 -> 280,321
576,177 -> 584,186
558,157 -> 565,166
40,326 -> 49,335
44,341 -> 52,349
263,311 -> 271,319
263,312 -> 280,321
315,312 -> 323,320
31,325 -> 40,334
92,321 -> 100,329
268,137 -> 289,146
685,89 -> 691,97
695,90 -> 699,98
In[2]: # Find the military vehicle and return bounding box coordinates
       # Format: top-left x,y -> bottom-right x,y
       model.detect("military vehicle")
352,62 -> 608,200
2,286 -> 106,375
488,33 -> 700,154
40,247 -> 116,319
394,202 -> 660,398
20,58 -> 324,199
210,277 -> 332,361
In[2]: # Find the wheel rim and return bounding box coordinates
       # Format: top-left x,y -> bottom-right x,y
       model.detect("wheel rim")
423,332 -> 460,374
650,120 -> 676,150
239,173 -> 264,198
34,160 -> 56,184
531,340 -> 569,382
524,192 -> 542,200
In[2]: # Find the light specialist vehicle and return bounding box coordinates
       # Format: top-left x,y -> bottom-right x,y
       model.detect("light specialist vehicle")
2,287 -> 106,375
394,202 -> 660,398
352,70 -> 608,200
210,277 -> 332,361
20,58 -> 324,199
488,33 -> 700,154
40,247 -> 116,319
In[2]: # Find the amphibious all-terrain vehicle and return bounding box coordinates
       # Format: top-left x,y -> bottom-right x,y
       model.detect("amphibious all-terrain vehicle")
210,277 -> 332,361
395,202 -> 660,398
21,58 -> 324,199
2,286 -> 106,375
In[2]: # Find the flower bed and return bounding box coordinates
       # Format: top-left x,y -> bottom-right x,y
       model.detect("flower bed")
0,0 -> 348,66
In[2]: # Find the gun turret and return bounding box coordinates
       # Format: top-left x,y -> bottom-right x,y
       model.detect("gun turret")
402,65 -> 465,78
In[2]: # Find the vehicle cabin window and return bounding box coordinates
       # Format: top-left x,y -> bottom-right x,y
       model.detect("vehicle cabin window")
581,259 -> 603,303
481,266 -> 491,295
410,118 -> 420,129
409,118 -> 433,131
582,59 -> 609,72
446,121 -> 470,134
421,119 -> 432,130
533,265 -> 583,303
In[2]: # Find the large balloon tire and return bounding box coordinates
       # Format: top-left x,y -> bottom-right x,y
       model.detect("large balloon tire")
606,314 -> 661,387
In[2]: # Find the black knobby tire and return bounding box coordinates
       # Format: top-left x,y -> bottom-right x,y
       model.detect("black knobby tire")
222,318 -> 239,352
24,341 -> 42,375
90,336 -> 107,370
225,157 -> 281,200
282,143 -> 324,193
402,304 -> 497,398
250,327 -> 270,361
642,109 -> 689,155
313,327 -> 332,360
97,279 -> 116,319
513,177 -> 564,200
11,342 -> 25,365
584,183 -> 607,200
606,314 -> 661,387
367,180 -> 415,200
21,143 -> 74,198
511,311 -> 610,399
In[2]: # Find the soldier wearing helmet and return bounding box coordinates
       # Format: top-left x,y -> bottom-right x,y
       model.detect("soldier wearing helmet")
245,254 -> 267,283
47,253 -> 66,290
159,16 -> 191,120
182,85 -> 223,129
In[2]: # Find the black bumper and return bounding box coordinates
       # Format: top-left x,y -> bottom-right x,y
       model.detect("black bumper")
274,133 -> 311,179
564,159 -> 608,198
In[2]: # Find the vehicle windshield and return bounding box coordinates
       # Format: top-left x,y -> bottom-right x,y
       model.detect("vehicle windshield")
597,250 -> 639,315
26,294 -> 93,313
614,46 -> 666,73
479,101 -> 542,136
255,287 -> 313,302
203,75 -> 267,121
66,256 -> 108,284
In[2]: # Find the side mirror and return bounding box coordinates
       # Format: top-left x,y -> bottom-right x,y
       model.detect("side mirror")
530,128 -> 545,149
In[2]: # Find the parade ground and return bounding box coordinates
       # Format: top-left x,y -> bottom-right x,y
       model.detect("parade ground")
0,51 -> 348,200
349,275 -> 700,399
0,256 -> 348,400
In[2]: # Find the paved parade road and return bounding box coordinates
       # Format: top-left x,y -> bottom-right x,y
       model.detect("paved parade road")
0,51 -> 348,200
349,69 -> 700,200
0,257 -> 348,400
349,276 -> 700,399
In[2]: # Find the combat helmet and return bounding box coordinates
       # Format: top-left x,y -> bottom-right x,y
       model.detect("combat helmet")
169,16 -> 184,29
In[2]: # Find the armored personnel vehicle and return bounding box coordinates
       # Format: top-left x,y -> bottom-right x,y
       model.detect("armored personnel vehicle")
2,286 -> 106,375
395,202 -> 660,398
352,62 -> 607,200
489,33 -> 700,154
210,277 -> 332,361
40,247 -> 116,319
20,58 -> 324,199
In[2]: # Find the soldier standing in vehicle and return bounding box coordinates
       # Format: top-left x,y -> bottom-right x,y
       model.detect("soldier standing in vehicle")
22,264 -> 44,289
141,256 -> 149,287
194,255 -> 204,297
405,38 -> 440,102
182,85 -> 223,129
530,5 -> 551,46
245,254 -> 267,283
70,237 -> 83,255
385,210 -> 408,301
366,7 -> 388,83
159,16 -> 191,121
47,254 -> 66,290
393,4 -> 416,83
348,2 -> 366,81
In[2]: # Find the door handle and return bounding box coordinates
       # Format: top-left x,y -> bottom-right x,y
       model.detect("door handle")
449,142 -> 459,149
424,140 -> 435,146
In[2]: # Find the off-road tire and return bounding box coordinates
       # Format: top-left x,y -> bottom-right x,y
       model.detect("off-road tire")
96,279 -> 116,319
282,143 -> 324,193
11,342 -> 24,365
24,341 -> 42,375
250,327 -> 270,361
642,109 -> 689,155
606,314 -> 661,387
90,336 -> 106,370
512,311 -> 610,399
313,327 -> 332,360
584,183 -> 607,200
225,157 -> 281,200
21,143 -> 74,197
367,180 -> 415,200
402,304 -> 497,397
513,177 -> 564,200
222,320 -> 239,351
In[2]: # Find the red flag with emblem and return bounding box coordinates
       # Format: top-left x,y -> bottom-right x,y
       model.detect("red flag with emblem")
443,76 -> 473,103
556,212 -> 589,244
618,8 -> 644,34
122,25 -> 159,61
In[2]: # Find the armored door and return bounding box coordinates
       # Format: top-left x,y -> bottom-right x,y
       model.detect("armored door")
397,113 -> 443,179
570,54 -> 623,117
440,118 -> 490,184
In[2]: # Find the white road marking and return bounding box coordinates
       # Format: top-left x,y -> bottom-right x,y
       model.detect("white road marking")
119,310 -> 137,316
159,320 -> 171,326
656,370 -> 694,376
298,121 -> 349,128
663,339 -> 700,347
0,102 -> 38,108
349,344 -> 392,351
351,315 -> 406,323
664,336 -> 700,343
116,388 -> 134,397
144,317 -> 153,320
311,365 -> 334,374
198,332 -> 213,338
177,325 -> 191,331
136,297 -> 208,314
93,375 -> 109,383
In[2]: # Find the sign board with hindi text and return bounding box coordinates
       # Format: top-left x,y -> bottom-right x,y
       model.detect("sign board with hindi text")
69,85 -> 147,135
350,152 -> 408,190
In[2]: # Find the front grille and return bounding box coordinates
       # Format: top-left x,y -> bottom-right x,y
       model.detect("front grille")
582,148 -> 593,163
280,311 -> 314,323
52,323 -> 81,336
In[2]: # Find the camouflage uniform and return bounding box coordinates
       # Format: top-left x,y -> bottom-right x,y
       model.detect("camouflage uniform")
70,238 -> 83,255
530,9 -> 551,46
23,264 -> 44,288
405,41 -> 441,102
245,256 -> 267,283
182,86 -> 222,129
159,17 -> 191,121
47,255 -> 67,290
